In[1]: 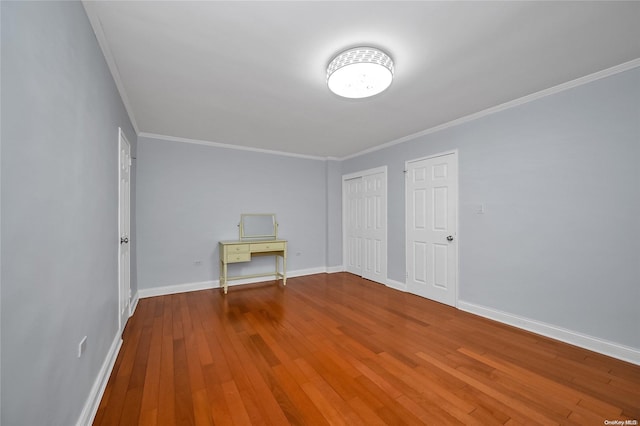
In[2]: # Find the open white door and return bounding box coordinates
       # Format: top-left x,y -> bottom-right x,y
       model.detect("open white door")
118,128 -> 131,333
406,152 -> 458,306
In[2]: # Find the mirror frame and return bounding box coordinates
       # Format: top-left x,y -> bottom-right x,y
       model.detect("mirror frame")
239,213 -> 278,240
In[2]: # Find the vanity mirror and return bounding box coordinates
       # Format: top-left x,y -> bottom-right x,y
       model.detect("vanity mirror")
239,213 -> 278,240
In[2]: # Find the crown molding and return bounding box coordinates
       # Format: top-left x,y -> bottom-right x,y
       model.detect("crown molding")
341,58 -> 640,161
138,132 -> 328,161
82,1 -> 140,134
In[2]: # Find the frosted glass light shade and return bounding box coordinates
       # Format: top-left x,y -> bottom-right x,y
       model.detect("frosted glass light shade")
327,47 -> 394,99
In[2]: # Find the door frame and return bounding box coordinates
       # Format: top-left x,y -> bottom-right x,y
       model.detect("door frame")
405,150 -> 459,306
342,166 -> 388,284
117,127 -> 132,334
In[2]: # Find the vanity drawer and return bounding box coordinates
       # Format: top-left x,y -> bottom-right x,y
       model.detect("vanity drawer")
225,253 -> 250,263
250,241 -> 285,252
226,244 -> 249,254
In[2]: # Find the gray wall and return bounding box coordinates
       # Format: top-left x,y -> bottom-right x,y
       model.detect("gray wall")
340,67 -> 640,349
325,159 -> 343,268
1,2 -> 137,425
136,137 -> 327,290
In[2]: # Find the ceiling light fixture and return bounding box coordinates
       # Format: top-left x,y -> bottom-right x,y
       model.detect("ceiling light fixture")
326,47 -> 394,99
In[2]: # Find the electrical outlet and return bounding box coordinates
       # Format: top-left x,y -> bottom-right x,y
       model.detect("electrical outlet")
78,336 -> 87,358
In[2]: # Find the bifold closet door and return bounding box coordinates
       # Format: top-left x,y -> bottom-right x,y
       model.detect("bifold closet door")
361,172 -> 387,283
344,177 -> 363,276
343,169 -> 387,285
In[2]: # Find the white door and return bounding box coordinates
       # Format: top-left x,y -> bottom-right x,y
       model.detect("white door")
118,128 -> 132,333
344,177 -> 363,276
343,167 -> 387,285
406,152 -> 458,306
362,172 -> 387,283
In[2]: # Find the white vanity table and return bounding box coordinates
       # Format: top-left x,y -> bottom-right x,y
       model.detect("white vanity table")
218,214 -> 287,294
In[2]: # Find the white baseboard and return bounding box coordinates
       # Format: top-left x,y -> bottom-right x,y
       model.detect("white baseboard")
76,333 -> 123,426
138,279 -> 216,299
326,265 -> 344,274
386,278 -> 407,292
129,292 -> 139,317
458,300 -> 640,366
290,266 -> 329,278
138,267 -> 331,299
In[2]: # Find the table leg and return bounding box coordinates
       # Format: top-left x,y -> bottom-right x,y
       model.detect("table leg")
283,255 -> 287,286
222,260 -> 228,294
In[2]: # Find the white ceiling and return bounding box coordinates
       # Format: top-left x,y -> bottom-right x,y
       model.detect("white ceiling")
83,1 -> 640,159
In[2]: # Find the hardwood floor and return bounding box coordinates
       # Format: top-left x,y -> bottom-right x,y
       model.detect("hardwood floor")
94,273 -> 640,425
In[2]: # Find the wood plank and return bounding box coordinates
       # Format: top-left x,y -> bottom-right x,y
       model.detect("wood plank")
156,295 -> 176,426
138,298 -> 164,425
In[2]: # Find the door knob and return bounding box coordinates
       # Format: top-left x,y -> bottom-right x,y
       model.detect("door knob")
446,235 -> 454,242
120,237 -> 129,244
